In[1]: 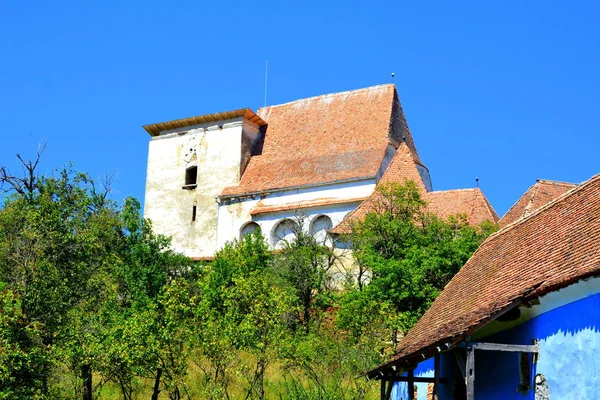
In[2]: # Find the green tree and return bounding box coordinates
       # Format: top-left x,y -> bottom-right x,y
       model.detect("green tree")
0,152 -> 121,399
103,197 -> 193,400
273,227 -> 334,333
339,181 -> 496,339
0,287 -> 50,400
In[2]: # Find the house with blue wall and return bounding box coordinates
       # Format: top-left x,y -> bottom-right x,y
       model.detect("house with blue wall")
368,173 -> 600,400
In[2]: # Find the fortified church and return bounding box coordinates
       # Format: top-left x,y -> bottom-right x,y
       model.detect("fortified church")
142,84 -> 499,260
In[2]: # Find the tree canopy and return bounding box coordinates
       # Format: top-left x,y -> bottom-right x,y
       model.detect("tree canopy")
0,152 -> 495,400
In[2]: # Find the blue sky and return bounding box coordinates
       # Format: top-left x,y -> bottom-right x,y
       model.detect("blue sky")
1,0 -> 599,216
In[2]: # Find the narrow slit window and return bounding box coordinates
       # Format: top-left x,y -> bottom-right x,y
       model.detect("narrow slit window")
184,166 -> 198,189
192,205 -> 197,222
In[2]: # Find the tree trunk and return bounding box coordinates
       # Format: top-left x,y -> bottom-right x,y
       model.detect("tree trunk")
151,368 -> 163,400
82,364 -> 92,400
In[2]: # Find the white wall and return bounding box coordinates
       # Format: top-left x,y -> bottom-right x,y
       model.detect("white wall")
216,179 -> 376,250
144,118 -> 260,258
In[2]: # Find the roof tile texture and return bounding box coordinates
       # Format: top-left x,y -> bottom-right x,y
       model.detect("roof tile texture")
499,180 -> 577,228
221,84 -> 419,196
381,174 -> 600,370
330,144 -> 498,234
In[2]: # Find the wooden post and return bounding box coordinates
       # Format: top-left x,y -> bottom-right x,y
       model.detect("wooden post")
385,379 -> 394,400
407,369 -> 415,400
380,379 -> 386,400
434,353 -> 440,400
466,348 -> 475,400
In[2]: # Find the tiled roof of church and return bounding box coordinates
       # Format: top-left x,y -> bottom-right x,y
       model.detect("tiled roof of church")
330,144 -> 498,234
330,143 -> 427,234
425,188 -> 498,225
498,179 -> 578,228
220,84 -> 421,197
369,174 -> 600,377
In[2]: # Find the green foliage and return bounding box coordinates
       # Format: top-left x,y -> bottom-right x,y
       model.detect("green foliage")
0,154 -> 495,400
0,287 -> 50,399
273,228 -> 334,332
340,181 -> 497,336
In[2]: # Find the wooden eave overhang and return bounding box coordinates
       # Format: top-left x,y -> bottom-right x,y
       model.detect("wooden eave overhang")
142,108 -> 266,137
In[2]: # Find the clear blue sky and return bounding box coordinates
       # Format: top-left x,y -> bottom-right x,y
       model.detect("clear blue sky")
1,0 -> 599,216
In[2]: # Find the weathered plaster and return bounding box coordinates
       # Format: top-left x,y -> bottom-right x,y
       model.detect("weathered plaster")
144,117 -> 261,258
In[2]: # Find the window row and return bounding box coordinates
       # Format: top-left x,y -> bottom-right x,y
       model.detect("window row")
240,215 -> 333,248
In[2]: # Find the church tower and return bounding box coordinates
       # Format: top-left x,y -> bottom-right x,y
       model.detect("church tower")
142,109 -> 266,258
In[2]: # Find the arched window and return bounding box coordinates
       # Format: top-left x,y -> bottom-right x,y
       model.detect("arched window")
240,222 -> 260,239
272,219 -> 299,249
309,215 -> 333,245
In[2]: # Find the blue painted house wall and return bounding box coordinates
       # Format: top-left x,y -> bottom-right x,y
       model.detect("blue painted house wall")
399,290 -> 600,400
391,358 -> 434,400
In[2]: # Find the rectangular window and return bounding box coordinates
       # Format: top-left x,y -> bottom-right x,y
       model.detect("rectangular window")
183,166 -> 198,189
192,205 -> 197,222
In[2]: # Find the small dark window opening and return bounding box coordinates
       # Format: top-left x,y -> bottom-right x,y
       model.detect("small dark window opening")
192,205 -> 197,222
183,166 -> 198,189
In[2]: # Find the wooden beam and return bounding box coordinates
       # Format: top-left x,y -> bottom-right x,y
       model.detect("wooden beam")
388,376 -> 448,384
466,347 -> 475,400
465,342 -> 539,353
380,379 -> 385,400
454,350 -> 466,378
407,369 -> 414,400
384,379 -> 394,400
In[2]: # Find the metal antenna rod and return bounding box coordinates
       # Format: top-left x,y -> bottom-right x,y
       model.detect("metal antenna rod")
264,60 -> 268,108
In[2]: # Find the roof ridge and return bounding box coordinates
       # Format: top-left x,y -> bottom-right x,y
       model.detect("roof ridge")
474,187 -> 500,222
468,188 -> 499,223
523,181 -> 541,217
429,188 -> 478,194
258,84 -> 394,111
481,174 -> 600,244
500,181 -> 540,225
536,179 -> 578,187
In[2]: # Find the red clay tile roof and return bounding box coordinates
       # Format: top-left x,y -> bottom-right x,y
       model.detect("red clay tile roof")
220,84 -> 421,197
250,196 -> 368,216
499,179 -> 578,228
370,174 -> 600,377
330,143 -> 428,234
330,144 -> 497,234
425,189 -> 499,226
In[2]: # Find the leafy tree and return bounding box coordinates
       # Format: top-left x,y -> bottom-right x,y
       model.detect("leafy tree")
0,151 -> 121,399
103,197 -> 193,400
274,228 -> 334,333
0,286 -> 50,399
339,181 -> 496,339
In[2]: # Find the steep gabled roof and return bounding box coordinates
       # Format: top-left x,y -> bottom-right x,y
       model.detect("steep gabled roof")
425,188 -> 499,225
220,84 -> 421,197
330,143 -> 427,234
370,174 -> 600,377
330,144 -> 497,234
499,179 -> 578,228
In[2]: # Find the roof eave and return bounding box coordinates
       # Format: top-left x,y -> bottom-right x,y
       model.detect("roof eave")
218,175 -> 377,200
142,108 -> 266,137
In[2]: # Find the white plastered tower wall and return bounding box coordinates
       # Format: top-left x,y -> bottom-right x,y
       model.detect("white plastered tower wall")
143,115 -> 262,258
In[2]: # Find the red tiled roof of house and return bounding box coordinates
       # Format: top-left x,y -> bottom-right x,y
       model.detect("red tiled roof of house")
220,84 -> 421,197
330,144 -> 497,234
370,173 -> 600,377
498,179 -> 578,228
